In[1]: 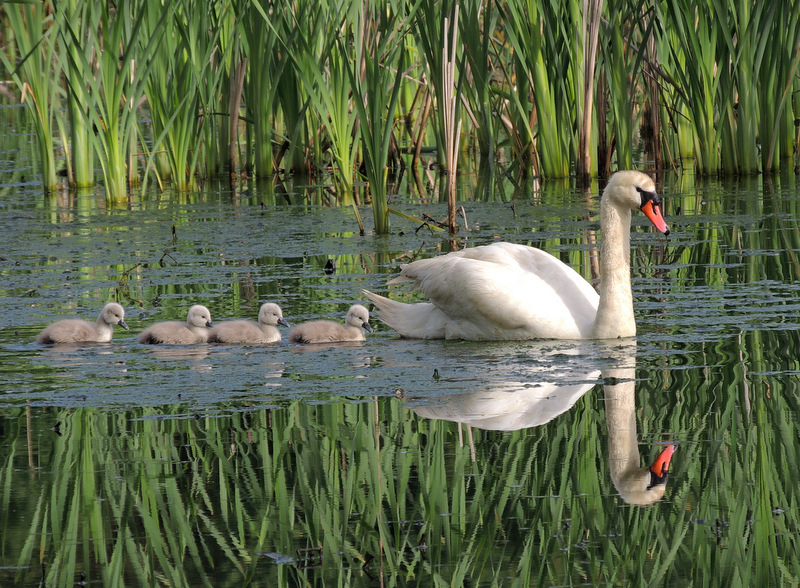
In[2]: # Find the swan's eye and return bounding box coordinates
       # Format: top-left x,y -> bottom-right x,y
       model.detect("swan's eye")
636,186 -> 661,208
647,469 -> 669,489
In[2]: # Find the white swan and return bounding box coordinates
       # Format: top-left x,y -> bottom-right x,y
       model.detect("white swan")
208,302 -> 289,344
603,366 -> 675,506
138,304 -> 213,345
36,302 -> 128,344
404,344 -> 675,506
364,170 -> 669,340
288,304 -> 373,344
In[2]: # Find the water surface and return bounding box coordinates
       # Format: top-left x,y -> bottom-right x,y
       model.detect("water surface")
2,153 -> 800,585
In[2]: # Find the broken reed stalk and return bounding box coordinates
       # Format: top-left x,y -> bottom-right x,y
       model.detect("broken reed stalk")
577,0 -> 603,183
228,55 -> 247,179
443,6 -> 461,234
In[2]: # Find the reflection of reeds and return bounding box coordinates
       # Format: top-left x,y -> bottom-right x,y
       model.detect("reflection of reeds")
5,334 -> 800,586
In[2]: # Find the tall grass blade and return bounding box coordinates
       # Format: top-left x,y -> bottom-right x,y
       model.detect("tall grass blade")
239,0 -> 291,178
657,0 -> 722,174
500,0 -> 573,178
347,4 -> 409,235
55,0 -> 178,200
0,3 -> 61,191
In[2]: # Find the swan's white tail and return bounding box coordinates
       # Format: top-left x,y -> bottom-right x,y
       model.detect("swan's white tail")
363,290 -> 447,339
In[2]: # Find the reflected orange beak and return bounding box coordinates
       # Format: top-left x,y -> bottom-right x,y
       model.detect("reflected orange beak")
650,444 -> 676,478
641,199 -> 670,235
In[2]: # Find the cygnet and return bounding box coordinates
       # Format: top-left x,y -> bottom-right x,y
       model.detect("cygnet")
36,302 -> 129,344
289,304 -> 372,344
208,302 -> 289,344
138,304 -> 213,345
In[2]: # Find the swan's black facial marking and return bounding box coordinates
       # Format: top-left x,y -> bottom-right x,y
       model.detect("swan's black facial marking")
636,185 -> 662,209
647,469 -> 669,490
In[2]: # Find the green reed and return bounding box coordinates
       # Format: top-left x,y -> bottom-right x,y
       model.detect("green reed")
239,0 -> 291,178
458,0 -> 499,166
58,0 -> 94,188
500,0 -> 573,179
142,0 -> 225,192
756,1 -> 800,172
602,0 -> 648,172
57,1 -> 177,201
412,0 -> 458,169
0,2 -> 61,191
657,0 -> 721,174
291,0 -> 359,193
4,0 -> 800,207
348,5 -> 409,235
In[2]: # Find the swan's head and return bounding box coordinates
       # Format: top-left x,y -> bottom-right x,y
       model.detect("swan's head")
101,302 -> 129,330
604,171 -> 670,236
347,304 -> 373,332
614,444 -> 676,506
187,305 -> 213,328
259,302 -> 290,327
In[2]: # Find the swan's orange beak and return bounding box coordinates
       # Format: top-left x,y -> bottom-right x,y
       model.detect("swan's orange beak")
641,198 -> 670,236
650,444 -> 676,478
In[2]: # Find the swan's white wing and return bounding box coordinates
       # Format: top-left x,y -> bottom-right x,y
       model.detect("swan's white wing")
400,242 -> 599,339
411,372 -> 600,430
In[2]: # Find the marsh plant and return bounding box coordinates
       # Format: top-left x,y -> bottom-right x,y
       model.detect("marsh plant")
1,0 -> 799,217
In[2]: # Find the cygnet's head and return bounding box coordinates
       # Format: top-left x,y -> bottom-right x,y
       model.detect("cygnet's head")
346,304 -> 373,332
101,302 -> 129,330
259,302 -> 290,327
187,305 -> 213,328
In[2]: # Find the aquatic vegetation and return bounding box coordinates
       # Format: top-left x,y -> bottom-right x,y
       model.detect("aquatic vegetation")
1,0 -> 799,208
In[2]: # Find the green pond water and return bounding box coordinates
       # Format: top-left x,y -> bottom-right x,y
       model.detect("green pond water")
2,116 -> 800,585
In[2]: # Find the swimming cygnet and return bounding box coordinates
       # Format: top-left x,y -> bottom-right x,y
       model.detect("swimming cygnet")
289,304 -> 373,344
207,302 -> 289,344
138,304 -> 213,345
36,302 -> 129,344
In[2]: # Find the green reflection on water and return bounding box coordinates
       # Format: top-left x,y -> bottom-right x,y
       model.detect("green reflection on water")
2,326 -> 800,586
2,167 -> 800,584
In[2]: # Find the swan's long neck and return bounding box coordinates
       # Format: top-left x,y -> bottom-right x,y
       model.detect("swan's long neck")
603,368 -> 639,485
592,199 -> 635,338
603,366 -> 667,505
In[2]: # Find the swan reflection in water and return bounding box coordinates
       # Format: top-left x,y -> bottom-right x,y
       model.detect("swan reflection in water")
404,342 -> 675,506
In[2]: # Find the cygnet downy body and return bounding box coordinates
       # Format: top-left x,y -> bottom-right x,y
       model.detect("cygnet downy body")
36,302 -> 129,344
138,305 -> 213,345
208,303 -> 289,344
289,304 -> 372,344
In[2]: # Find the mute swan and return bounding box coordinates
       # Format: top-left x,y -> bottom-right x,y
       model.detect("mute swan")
288,304 -> 373,343
138,304 -> 213,345
603,366 -> 675,506
364,170 -> 669,340
404,344 -> 675,506
208,302 -> 289,344
36,302 -> 129,344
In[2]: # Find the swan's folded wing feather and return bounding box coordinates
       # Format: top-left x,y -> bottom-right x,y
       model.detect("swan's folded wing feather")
400,243 -> 600,339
